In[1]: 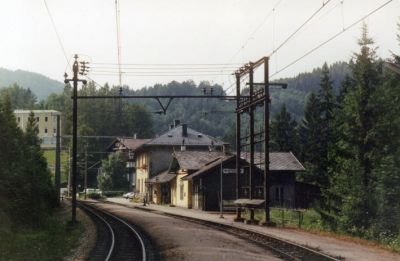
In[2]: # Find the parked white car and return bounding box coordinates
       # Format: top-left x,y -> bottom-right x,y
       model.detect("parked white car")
123,192 -> 135,199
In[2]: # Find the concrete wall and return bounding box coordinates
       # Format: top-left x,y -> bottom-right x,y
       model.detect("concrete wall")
173,170 -> 192,208
135,152 -> 149,194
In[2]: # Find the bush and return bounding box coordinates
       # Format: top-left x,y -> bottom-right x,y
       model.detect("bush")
102,191 -> 125,197
87,193 -> 102,199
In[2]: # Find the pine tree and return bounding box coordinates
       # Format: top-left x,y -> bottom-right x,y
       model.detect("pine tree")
270,104 -> 298,153
331,23 -> 382,234
298,92 -> 322,184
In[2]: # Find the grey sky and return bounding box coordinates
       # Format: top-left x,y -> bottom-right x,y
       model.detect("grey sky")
0,0 -> 399,92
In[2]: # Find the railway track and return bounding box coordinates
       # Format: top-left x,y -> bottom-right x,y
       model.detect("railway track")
84,200 -> 342,261
162,212 -> 341,261
131,205 -> 342,261
79,202 -> 156,261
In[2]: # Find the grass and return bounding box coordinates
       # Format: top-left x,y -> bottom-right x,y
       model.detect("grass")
0,206 -> 84,261
243,208 -> 400,253
43,150 -> 69,183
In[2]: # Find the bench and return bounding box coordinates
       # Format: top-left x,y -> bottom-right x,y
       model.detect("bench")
234,198 -> 265,224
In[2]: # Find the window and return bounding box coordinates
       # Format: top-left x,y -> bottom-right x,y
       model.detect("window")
17,117 -> 20,123
53,128 -> 56,133
180,182 -> 184,200
44,128 -> 48,134
45,116 -> 48,122
36,117 -> 39,122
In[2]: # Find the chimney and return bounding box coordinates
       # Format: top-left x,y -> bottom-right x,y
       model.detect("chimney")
174,119 -> 181,127
182,124 -> 188,137
181,139 -> 186,151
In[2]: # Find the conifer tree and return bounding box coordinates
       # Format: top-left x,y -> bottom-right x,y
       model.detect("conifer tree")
331,23 -> 382,233
298,92 -> 323,183
270,104 -> 298,153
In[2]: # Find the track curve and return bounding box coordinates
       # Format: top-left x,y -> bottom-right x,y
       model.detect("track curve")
79,202 -> 151,261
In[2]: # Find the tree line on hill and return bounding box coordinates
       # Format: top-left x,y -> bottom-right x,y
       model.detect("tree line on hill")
269,23 -> 400,246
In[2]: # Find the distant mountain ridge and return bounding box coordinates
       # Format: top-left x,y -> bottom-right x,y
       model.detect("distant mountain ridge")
0,68 -> 64,100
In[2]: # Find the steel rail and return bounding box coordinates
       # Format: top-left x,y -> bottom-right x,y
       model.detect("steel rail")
79,203 -> 115,261
80,202 -> 147,261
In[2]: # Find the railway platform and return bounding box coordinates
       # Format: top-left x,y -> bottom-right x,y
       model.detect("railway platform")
104,197 -> 400,261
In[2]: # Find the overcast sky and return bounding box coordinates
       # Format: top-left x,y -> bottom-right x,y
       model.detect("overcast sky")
0,0 -> 399,92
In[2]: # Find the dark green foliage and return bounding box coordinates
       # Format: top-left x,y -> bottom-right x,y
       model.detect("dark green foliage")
98,152 -> 129,191
298,92 -> 323,184
102,191 -> 125,197
270,104 -> 298,153
0,96 -> 56,228
0,83 -> 37,109
0,206 -> 84,261
329,24 -> 384,235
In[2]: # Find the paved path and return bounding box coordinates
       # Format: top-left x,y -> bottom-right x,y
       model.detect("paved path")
106,197 -> 400,261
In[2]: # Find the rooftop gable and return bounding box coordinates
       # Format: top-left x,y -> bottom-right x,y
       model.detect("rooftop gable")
145,125 -> 225,147
240,152 -> 305,171
173,151 -> 225,170
106,138 -> 151,152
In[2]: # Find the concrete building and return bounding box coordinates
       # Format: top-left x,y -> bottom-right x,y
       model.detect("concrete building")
14,110 -> 61,149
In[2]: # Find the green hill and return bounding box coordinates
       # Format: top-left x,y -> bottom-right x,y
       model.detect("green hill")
0,68 -> 64,100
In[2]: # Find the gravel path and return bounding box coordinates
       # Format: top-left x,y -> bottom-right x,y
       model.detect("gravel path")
107,198 -> 400,261
63,202 -> 97,261
92,202 -> 283,261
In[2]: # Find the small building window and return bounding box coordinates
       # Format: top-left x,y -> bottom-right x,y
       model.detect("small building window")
45,116 -> 48,122
44,128 -> 48,134
36,117 -> 39,122
17,117 -> 20,123
53,128 -> 56,133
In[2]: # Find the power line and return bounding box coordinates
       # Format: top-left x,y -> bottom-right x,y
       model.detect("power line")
90,62 -> 243,66
269,0 -> 332,57
224,0 -> 285,67
42,0 -> 70,68
90,73 -> 232,77
270,0 -> 395,79
115,0 -> 123,87
90,69 -> 237,74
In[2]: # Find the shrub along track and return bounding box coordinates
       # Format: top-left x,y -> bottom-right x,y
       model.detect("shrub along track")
78,202 -> 159,261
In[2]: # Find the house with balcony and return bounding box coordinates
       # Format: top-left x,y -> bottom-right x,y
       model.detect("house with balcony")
106,137 -> 151,191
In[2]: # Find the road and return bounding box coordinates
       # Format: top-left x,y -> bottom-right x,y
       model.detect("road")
90,202 -> 283,261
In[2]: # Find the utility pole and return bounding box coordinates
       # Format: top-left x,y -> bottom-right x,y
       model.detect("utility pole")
84,145 -> 88,200
248,63 -> 255,224
67,147 -> 71,197
234,56 -> 286,226
55,114 -> 61,204
263,57 -> 271,225
64,54 -> 88,224
220,157 -> 224,219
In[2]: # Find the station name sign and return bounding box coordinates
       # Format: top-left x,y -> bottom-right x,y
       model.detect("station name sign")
223,168 -> 245,174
